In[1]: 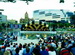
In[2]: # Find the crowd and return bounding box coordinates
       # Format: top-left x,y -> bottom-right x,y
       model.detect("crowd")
0,33 -> 75,55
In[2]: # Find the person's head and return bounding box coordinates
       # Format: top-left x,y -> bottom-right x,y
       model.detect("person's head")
41,46 -> 45,51
36,44 -> 39,48
73,43 -> 75,47
28,43 -> 30,47
19,43 -> 22,46
38,42 -> 40,45
32,43 -> 34,45
13,45 -> 16,47
26,47 -> 30,53
49,46 -> 55,51
61,43 -> 65,48
68,41 -> 71,44
24,43 -> 27,46
15,43 -> 18,45
7,45 -> 10,47
10,42 -> 13,45
31,42 -> 34,45
42,43 -> 44,46
15,47 -> 19,54
23,45 -> 26,48
0,47 -> 1,51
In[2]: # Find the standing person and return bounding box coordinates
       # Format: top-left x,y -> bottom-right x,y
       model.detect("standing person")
33,44 -> 41,55
4,34 -> 7,39
46,45 -> 50,51
22,45 -> 26,55
15,48 -> 20,55
4,45 -> 11,55
15,36 -> 17,41
67,41 -> 72,49
11,32 -> 13,36
0,47 -> 3,55
8,32 -> 11,36
59,43 -> 71,55
1,45 -> 5,54
40,46 -> 49,55
50,40 -> 57,48
24,47 -> 32,55
36,34 -> 40,39
48,46 -> 56,55
70,43 -> 75,55
11,45 -> 16,55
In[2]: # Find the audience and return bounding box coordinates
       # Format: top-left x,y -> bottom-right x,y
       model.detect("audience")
0,33 -> 75,55
48,46 -> 56,55
40,46 -> 49,55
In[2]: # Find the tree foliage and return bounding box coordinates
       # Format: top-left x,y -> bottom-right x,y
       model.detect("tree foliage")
70,15 -> 75,24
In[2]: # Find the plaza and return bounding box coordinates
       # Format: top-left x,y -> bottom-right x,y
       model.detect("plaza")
0,0 -> 75,55
13,36 -> 39,44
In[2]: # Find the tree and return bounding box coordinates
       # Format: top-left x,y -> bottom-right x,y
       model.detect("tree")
70,15 -> 75,25
64,23 -> 71,27
60,0 -> 64,3
21,0 -> 34,5
56,23 -> 64,28
0,24 -> 3,32
2,23 -> 5,28
52,24 -> 56,31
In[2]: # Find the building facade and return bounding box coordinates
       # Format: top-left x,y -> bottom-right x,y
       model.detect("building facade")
24,12 -> 29,23
33,9 -> 73,23
20,12 -> 30,23
0,12 -> 7,22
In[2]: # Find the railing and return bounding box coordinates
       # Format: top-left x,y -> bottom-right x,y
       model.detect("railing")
20,31 -> 75,34
20,31 -> 56,34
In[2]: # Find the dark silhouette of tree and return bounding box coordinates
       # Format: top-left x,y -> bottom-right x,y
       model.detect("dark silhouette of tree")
70,15 -> 75,25
60,0 -> 64,3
